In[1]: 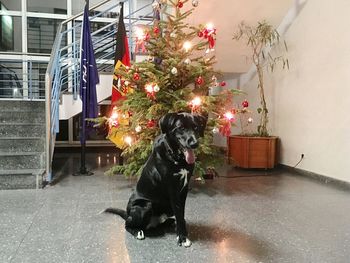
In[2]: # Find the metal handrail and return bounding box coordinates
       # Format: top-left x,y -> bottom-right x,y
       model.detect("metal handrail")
0,59 -> 46,100
63,0 -> 118,24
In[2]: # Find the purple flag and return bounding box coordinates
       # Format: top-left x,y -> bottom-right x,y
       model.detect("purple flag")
80,4 -> 99,120
80,3 -> 99,143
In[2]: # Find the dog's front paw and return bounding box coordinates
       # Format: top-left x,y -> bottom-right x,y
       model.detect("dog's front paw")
136,230 -> 145,240
177,236 -> 192,247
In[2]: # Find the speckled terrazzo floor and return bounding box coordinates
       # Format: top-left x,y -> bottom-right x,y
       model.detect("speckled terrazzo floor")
1,151 -> 350,263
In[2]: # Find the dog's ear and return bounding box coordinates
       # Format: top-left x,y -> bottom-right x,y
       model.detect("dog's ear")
159,113 -> 178,134
194,114 -> 207,137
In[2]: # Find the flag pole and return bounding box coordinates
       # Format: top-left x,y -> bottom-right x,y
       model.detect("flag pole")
75,0 -> 90,176
79,95 -> 89,175
74,0 -> 98,176
82,0 -> 89,175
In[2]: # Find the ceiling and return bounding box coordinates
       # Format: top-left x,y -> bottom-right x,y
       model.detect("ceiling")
184,0 -> 294,73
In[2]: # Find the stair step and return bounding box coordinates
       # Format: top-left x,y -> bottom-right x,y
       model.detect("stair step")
0,91 -> 46,189
0,153 -> 44,170
0,110 -> 44,113
0,169 -> 45,190
0,100 -> 45,112
0,136 -> 42,140
0,137 -> 45,152
0,169 -> 44,175
0,151 -> 43,156
0,123 -> 45,137
0,111 -> 45,124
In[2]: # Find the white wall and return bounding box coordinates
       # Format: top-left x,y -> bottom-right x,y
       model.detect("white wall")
237,0 -> 350,182
59,74 -> 113,120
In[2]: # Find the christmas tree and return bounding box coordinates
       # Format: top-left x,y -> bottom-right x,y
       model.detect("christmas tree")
95,0 -> 241,178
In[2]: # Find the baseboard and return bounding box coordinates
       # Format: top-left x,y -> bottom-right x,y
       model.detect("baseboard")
280,164 -> 350,191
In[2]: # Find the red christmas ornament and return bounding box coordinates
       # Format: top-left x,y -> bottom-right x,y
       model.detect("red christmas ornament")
133,72 -> 140,81
198,24 -> 217,49
147,119 -> 156,128
196,76 -> 204,86
153,26 -> 160,35
177,1 -> 184,8
145,32 -> 151,41
220,81 -> 226,87
242,100 -> 249,108
111,120 -> 119,128
219,122 -> 232,137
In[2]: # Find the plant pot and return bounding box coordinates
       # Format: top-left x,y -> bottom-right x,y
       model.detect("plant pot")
227,135 -> 278,169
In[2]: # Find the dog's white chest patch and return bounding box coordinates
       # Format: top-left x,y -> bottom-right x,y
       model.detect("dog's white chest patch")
175,169 -> 189,190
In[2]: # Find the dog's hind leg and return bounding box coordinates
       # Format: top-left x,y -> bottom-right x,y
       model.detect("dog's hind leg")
125,206 -> 151,240
125,226 -> 145,240
125,216 -> 146,240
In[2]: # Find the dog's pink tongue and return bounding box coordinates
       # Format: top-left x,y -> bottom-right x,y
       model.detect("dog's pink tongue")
184,149 -> 195,164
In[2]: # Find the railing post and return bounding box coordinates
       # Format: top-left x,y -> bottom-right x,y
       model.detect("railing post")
28,59 -> 33,99
68,21 -> 73,95
128,0 -> 133,60
22,57 -> 29,99
73,23 -> 78,100
45,72 -> 52,182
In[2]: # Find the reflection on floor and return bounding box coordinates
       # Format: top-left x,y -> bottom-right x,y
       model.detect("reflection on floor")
1,151 -> 350,263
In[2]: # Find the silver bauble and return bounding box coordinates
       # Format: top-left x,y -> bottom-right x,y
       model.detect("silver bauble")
171,67 -> 178,75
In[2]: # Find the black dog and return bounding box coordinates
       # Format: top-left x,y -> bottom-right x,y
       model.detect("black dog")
104,112 -> 206,247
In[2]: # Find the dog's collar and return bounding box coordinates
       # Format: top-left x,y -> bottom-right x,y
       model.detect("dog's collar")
163,134 -> 182,165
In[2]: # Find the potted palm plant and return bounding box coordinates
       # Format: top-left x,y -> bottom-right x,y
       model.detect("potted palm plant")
228,20 -> 289,168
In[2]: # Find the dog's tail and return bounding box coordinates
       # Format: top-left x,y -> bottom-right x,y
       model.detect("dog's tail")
103,207 -> 127,220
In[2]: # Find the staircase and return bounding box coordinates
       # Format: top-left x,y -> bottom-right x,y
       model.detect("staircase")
0,101 -> 46,189
0,0 -> 153,188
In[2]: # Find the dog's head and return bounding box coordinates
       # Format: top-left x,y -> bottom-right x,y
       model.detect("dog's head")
159,112 -> 207,164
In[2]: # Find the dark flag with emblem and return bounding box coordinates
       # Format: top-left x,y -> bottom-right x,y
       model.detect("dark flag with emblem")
77,1 -> 99,175
111,2 -> 130,104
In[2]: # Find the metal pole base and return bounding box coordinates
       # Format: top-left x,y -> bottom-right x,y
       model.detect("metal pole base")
73,167 -> 93,176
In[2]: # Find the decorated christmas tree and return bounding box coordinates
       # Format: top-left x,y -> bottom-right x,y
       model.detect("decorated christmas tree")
94,0 -> 241,177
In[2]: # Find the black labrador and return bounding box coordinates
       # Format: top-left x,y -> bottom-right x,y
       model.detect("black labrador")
104,112 -> 207,247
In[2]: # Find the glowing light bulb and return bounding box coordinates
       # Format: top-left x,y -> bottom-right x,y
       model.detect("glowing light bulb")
145,83 -> 154,93
124,136 -> 133,146
183,41 -> 192,52
191,97 -> 202,106
110,112 -> 118,120
135,27 -> 145,40
224,111 -> 235,121
206,22 -> 214,31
